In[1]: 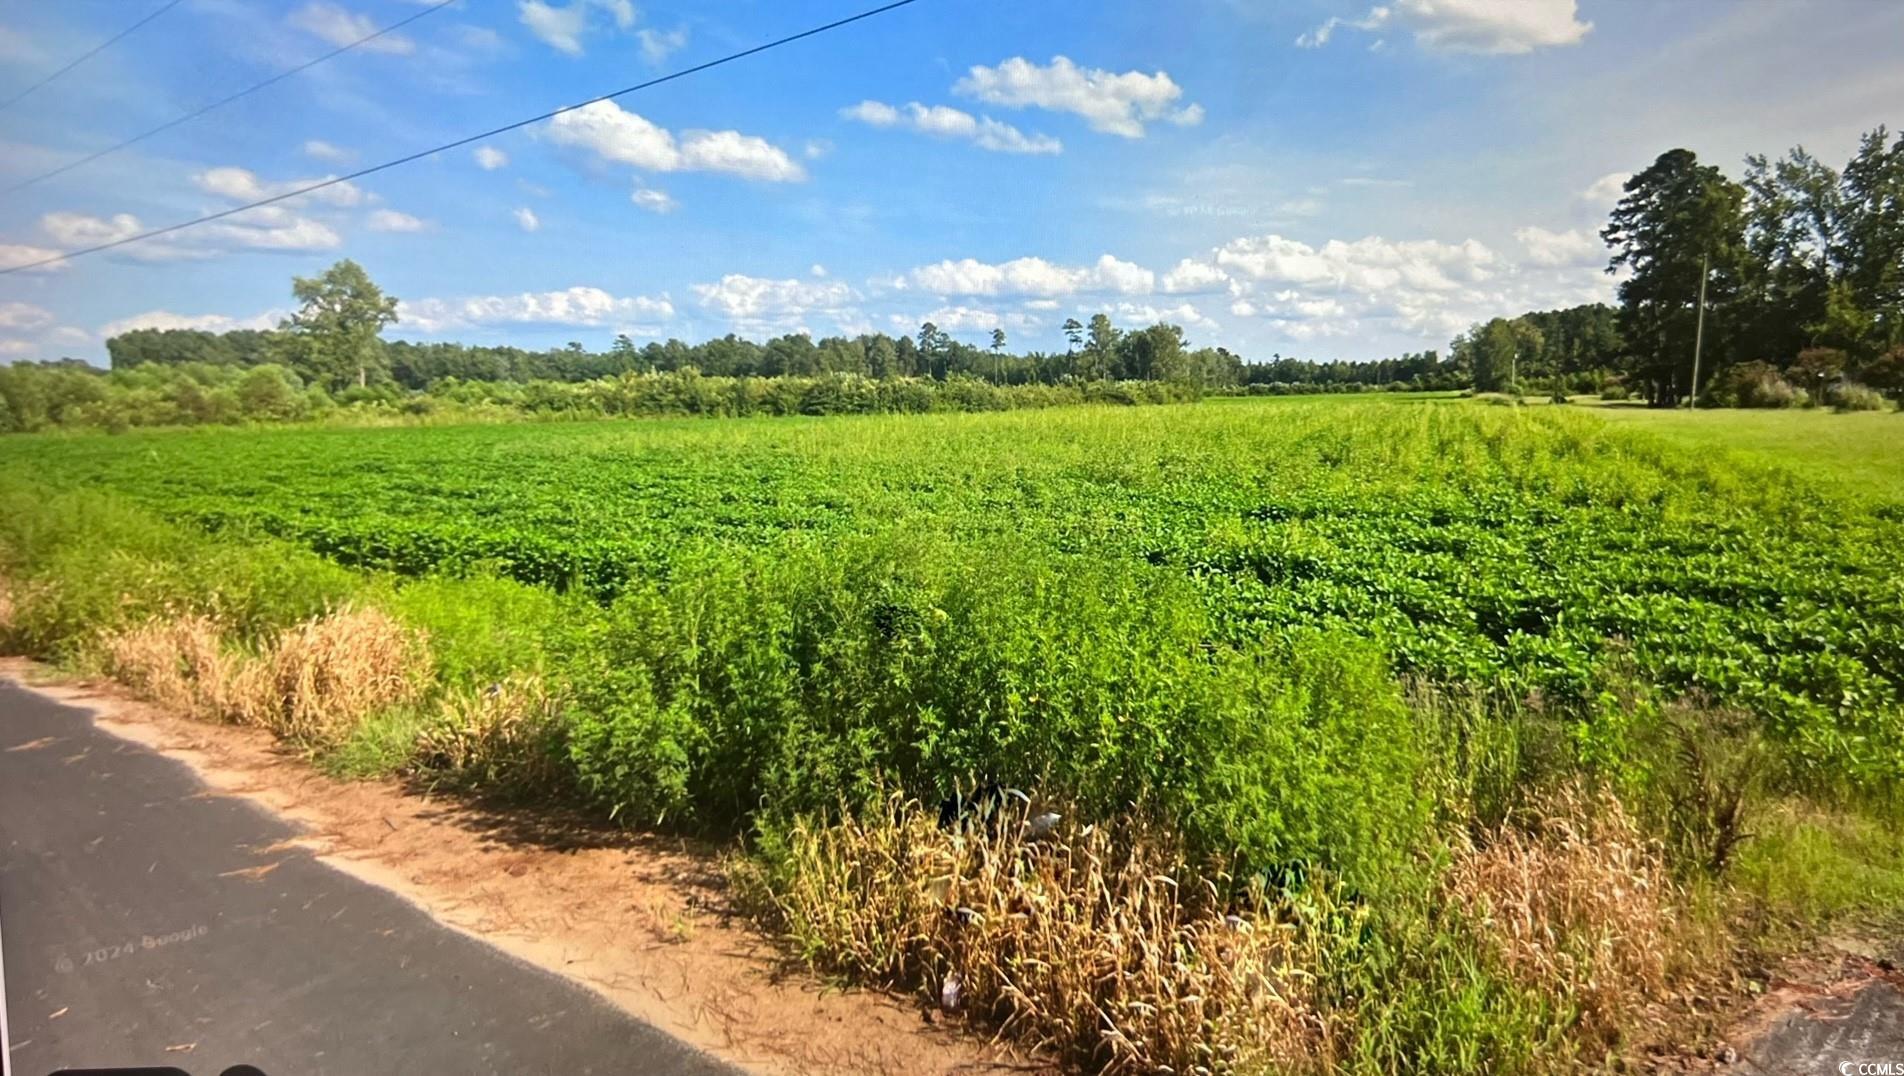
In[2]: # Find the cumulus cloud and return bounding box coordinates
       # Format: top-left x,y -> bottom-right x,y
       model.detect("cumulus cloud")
630,187 -> 677,213
0,301 -> 54,332
367,209 -> 428,232
99,309 -> 283,338
193,166 -> 366,208
1110,300 -> 1217,330
692,273 -> 859,333
399,286 -> 674,333
1581,171 -> 1631,207
1300,0 -> 1591,54
840,100 -> 1062,155
303,139 -> 352,162
1514,225 -> 1601,267
1160,258 -> 1231,295
288,2 -> 414,54
953,56 -> 1202,138
41,208 -> 339,261
902,254 -> 1154,297
637,26 -> 688,65
518,0 -> 590,54
513,207 -> 540,232
546,99 -> 805,181
518,0 -> 636,55
0,242 -> 70,273
1183,228 -> 1617,347
897,305 -> 1038,334
474,146 -> 509,170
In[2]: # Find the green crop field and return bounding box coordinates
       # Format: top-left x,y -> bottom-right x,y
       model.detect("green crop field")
6,396 -> 1901,821
4,395 -> 1902,1072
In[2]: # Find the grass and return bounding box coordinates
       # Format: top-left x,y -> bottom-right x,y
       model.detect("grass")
2,395 -> 1900,1073
1585,402 -> 1904,503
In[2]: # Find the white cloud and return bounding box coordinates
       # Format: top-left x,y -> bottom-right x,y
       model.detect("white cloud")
953,56 -> 1201,138
474,146 -> 509,170
1581,171 -> 1630,207
1514,225 -> 1601,267
842,100 -> 1062,155
303,139 -> 353,162
1398,0 -> 1591,53
1160,258 -> 1231,295
193,166 -> 366,208
518,0 -> 637,55
367,209 -> 429,232
902,254 -> 1155,298
0,339 -> 38,357
1110,301 -> 1216,330
88,206 -> 337,260
1301,0 -> 1591,54
900,305 -> 1035,334
0,243 -> 69,273
1209,234 -> 1497,293
288,2 -> 414,54
637,26 -> 687,65
692,273 -> 858,333
517,0 -> 589,54
0,301 -> 54,332
1188,227 -> 1614,348
841,100 -> 900,127
546,99 -> 805,181
1297,7 -> 1392,48
398,286 -> 674,333
630,187 -> 677,213
100,309 -> 283,338
513,207 -> 540,231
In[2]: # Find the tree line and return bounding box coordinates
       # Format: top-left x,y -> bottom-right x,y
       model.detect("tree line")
1593,127 -> 1904,407
3,258 -> 1488,433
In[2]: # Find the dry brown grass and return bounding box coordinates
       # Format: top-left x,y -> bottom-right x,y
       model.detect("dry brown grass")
758,800 -> 1317,1075
256,606 -> 427,743
1445,787 -> 1679,1045
413,675 -> 568,793
103,606 -> 427,746
105,614 -> 255,720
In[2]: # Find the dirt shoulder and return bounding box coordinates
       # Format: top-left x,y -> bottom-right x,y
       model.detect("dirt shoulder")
0,659 -> 1027,1076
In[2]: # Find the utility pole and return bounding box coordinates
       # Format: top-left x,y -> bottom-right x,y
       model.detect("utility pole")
1689,252 -> 1709,409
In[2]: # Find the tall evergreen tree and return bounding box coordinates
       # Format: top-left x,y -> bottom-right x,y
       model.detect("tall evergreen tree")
1603,149 -> 1748,405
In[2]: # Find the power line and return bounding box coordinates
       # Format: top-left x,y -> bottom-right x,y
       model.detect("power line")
7,0 -> 459,194
0,0 -> 188,113
0,0 -> 924,275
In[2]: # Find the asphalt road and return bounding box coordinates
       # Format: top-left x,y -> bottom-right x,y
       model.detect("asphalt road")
0,677 -> 739,1076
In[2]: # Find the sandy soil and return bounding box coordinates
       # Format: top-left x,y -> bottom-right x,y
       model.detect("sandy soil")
0,658 -> 1034,1076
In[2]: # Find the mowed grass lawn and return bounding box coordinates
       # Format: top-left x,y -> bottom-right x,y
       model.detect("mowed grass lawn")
1585,400 -> 1904,502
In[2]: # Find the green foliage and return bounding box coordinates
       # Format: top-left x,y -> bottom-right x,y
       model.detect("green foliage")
283,258 -> 400,391
1604,148 -> 1750,407
6,400 -> 1901,822
1827,381 -> 1887,412
1705,360 -> 1803,408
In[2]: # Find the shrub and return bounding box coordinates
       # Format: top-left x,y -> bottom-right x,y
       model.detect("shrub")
1705,360 -> 1801,408
412,676 -> 570,796
1597,383 -> 1631,401
1827,381 -> 1887,412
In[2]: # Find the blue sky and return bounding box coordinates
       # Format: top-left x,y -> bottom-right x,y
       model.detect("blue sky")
2,0 -> 1901,364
